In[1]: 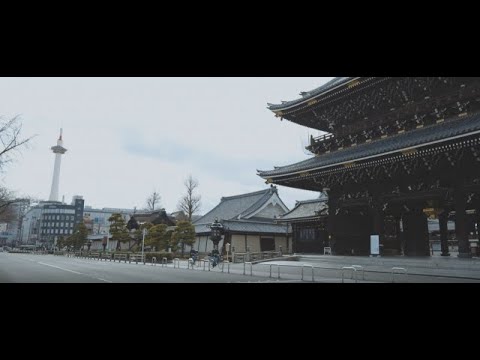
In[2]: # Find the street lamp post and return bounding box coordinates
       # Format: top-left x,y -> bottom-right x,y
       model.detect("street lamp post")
225,242 -> 230,263
142,228 -> 146,260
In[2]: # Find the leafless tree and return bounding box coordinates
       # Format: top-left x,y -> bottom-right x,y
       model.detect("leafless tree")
0,115 -> 35,171
0,187 -> 17,221
0,115 -> 34,218
177,175 -> 201,222
146,191 -> 162,211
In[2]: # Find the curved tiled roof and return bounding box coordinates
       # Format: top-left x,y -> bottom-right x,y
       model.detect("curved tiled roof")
194,219 -> 289,235
279,198 -> 328,221
268,77 -> 355,111
258,112 -> 480,178
193,187 -> 278,226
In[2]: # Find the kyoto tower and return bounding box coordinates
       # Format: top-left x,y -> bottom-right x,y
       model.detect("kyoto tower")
48,129 -> 67,202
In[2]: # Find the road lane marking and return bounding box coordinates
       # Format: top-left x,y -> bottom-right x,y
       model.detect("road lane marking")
37,261 -> 113,282
38,262 -> 84,275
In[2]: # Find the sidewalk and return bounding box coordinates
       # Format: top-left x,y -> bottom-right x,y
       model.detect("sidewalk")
291,253 -> 480,280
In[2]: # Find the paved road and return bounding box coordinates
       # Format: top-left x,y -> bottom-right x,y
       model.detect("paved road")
3,252 -> 479,283
0,253 -> 270,283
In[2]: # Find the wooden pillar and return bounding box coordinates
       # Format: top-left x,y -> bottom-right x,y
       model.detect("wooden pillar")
403,206 -> 430,256
455,190 -> 471,258
394,216 -> 403,254
327,195 -> 338,255
286,223 -> 290,254
291,224 -> 296,253
439,211 -> 450,256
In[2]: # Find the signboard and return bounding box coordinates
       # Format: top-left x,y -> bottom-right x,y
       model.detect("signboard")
370,235 -> 380,256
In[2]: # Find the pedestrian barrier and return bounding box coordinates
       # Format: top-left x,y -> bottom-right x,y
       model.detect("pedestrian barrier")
243,262 -> 253,276
351,265 -> 365,280
173,258 -> 180,268
151,257 -> 157,266
391,267 -> 407,283
342,266 -> 358,283
301,264 -> 315,282
221,261 -> 230,273
129,254 -> 145,264
101,253 -> 111,261
188,258 -> 195,269
202,259 -> 210,271
114,254 -> 128,263
324,247 -> 332,255
162,257 -> 168,267
269,264 -> 280,279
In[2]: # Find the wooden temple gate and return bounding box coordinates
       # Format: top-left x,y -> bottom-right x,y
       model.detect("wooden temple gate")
259,77 -> 480,257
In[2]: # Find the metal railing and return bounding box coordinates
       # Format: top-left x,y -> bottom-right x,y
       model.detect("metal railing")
269,264 -> 280,279
113,254 -> 128,263
202,259 -> 210,271
342,266 -> 358,283
129,254 -> 145,264
243,262 -> 253,276
301,264 -> 315,282
351,265 -> 365,280
391,267 -> 408,283
221,261 -> 230,273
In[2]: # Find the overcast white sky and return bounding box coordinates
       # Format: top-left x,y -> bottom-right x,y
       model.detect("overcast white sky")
0,77 -> 333,214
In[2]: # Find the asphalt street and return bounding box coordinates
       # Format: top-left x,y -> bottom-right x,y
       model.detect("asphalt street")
0,252 -> 270,283
2,252 -> 480,283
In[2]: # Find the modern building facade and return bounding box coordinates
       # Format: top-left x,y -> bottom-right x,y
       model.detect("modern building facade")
20,196 -> 85,248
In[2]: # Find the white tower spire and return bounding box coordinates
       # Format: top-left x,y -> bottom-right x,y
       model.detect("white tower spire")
48,128 -> 67,202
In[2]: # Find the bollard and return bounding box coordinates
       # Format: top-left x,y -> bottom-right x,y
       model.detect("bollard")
301,264 -> 315,282
351,265 -> 365,280
269,264 -> 280,279
221,261 -> 230,274
152,257 -> 157,266
342,266 -> 357,283
202,259 -> 210,271
243,262 -> 253,276
391,267 -> 407,283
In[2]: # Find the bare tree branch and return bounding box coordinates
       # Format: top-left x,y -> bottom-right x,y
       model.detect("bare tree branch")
146,191 -> 162,211
177,175 -> 201,221
0,115 -> 36,171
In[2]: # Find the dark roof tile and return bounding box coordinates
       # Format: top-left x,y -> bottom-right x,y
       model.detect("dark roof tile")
259,112 -> 480,178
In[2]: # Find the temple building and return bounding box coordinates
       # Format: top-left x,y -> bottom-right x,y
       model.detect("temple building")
276,194 -> 328,254
258,77 -> 480,257
192,186 -> 290,255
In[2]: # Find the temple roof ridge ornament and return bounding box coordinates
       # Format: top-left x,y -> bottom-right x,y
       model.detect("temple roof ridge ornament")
268,77 -> 360,111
